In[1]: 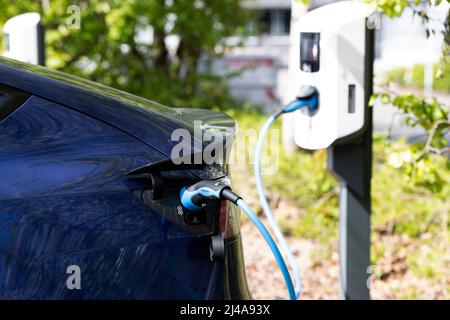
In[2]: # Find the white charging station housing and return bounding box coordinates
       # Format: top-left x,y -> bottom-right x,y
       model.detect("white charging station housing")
287,1 -> 374,150
3,12 -> 44,65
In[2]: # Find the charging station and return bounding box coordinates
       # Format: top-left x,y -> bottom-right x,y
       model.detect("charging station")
0,3 -> 376,301
286,1 -> 375,299
3,12 -> 45,66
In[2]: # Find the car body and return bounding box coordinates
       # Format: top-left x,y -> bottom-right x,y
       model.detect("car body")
0,57 -> 251,299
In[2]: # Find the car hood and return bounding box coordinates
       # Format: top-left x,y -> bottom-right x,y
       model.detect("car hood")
0,57 -> 237,161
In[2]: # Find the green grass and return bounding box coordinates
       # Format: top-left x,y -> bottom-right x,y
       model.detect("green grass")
227,107 -> 450,286
383,63 -> 450,93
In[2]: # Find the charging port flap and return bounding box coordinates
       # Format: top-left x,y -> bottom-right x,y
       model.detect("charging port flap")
125,152 -> 228,237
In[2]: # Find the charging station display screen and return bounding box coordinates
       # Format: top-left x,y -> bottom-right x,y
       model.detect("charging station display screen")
300,32 -> 320,72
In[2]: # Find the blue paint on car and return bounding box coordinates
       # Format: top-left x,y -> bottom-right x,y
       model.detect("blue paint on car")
0,57 -> 250,299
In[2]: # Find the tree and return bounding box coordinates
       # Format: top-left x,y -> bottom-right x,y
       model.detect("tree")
295,0 -> 450,190
0,0 -> 251,109
364,0 -> 450,191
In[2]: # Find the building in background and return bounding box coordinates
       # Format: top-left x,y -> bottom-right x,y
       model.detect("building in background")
375,6 -> 445,73
215,0 -> 447,112
212,0 -> 294,112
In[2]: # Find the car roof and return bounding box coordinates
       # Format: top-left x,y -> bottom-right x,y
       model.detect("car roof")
0,57 -> 235,159
0,57 -> 178,116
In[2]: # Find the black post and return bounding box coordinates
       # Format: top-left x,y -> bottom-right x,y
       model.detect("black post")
37,22 -> 45,66
327,25 -> 374,300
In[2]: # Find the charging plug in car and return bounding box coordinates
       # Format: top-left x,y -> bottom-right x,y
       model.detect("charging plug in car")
180,180 -> 240,211
180,179 -> 297,299
180,180 -> 242,262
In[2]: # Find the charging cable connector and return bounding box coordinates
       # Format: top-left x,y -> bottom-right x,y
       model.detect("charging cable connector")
178,88 -> 319,300
180,180 -> 296,300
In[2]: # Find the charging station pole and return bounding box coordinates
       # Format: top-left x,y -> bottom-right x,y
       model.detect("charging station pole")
327,26 -> 374,300
287,1 -> 376,299
3,12 -> 45,66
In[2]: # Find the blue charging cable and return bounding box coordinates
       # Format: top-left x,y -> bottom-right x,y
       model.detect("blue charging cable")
254,95 -> 318,299
236,198 -> 296,300
179,86 -> 319,301
180,183 -> 296,300
254,113 -> 301,299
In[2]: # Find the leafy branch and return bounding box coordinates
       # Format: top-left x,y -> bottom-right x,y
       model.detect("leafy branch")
371,91 -> 449,191
417,119 -> 450,159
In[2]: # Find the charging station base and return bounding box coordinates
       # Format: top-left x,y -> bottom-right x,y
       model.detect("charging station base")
328,139 -> 372,300
326,25 -> 374,300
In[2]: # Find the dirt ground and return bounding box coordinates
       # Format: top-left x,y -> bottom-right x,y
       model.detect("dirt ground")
240,205 -> 450,300
231,160 -> 449,300
241,217 -> 339,300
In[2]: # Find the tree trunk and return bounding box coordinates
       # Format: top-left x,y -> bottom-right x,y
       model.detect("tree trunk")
153,28 -> 168,74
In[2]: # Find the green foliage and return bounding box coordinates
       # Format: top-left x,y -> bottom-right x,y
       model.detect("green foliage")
272,148 -> 339,240
370,92 -> 449,193
383,63 -> 450,92
368,1 -> 450,243
156,0 -> 450,292
231,108 -> 449,283
372,135 -> 449,235
230,107 -> 449,240
384,66 -> 407,84
294,0 -> 310,5
365,0 -> 411,17
434,58 -> 450,91
0,0 -> 251,109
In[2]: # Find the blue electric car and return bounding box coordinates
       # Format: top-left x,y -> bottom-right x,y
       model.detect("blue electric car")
0,57 -> 251,299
